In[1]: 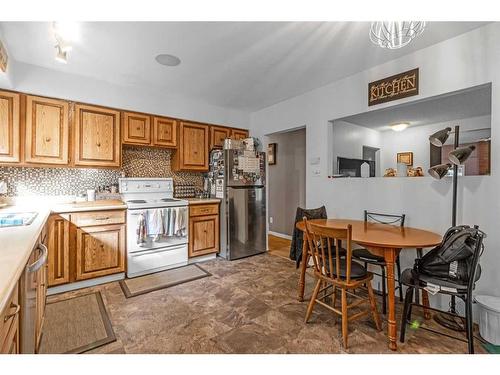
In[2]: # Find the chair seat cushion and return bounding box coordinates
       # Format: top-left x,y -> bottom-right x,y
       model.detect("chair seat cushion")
352,248 -> 385,264
401,268 -> 468,293
324,259 -> 368,280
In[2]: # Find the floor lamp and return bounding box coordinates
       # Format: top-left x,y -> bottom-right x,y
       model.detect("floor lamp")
428,125 -> 476,331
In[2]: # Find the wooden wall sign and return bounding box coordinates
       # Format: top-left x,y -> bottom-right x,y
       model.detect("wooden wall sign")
368,68 -> 419,106
0,40 -> 7,73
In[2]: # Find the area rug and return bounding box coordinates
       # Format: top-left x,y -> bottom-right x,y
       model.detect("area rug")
38,292 -> 116,354
119,264 -> 211,298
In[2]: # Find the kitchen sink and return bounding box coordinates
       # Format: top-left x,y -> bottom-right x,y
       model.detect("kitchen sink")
0,212 -> 38,228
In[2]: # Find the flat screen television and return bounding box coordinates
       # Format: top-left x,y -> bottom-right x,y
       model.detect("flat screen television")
337,157 -> 375,177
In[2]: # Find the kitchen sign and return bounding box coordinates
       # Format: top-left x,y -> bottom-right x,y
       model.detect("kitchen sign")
0,40 -> 7,73
368,68 -> 419,106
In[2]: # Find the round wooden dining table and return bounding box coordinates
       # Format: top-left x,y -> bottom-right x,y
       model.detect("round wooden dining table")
295,218 -> 442,351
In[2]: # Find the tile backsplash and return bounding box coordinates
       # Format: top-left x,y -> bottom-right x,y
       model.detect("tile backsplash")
0,146 -> 203,196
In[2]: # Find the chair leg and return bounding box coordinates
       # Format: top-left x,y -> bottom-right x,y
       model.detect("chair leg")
305,279 -> 322,323
367,281 -> 382,331
381,265 -> 387,315
465,296 -> 474,354
399,286 -> 414,343
396,257 -> 403,302
341,288 -> 349,349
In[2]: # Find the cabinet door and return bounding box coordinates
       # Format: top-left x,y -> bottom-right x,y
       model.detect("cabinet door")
0,283 -> 19,354
189,215 -> 219,257
25,95 -> 70,165
35,260 -> 47,352
122,111 -> 151,145
210,126 -> 231,149
75,224 -> 125,280
47,214 -> 71,286
0,90 -> 20,163
152,116 -> 177,147
74,104 -> 121,167
176,121 -> 209,171
231,129 -> 249,140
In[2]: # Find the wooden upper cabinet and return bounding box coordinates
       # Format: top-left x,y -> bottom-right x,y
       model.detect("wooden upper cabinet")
0,90 -> 20,163
25,95 -> 70,165
231,128 -> 249,140
122,111 -> 151,145
74,104 -> 121,167
174,121 -> 209,171
152,116 -> 177,148
210,126 -> 231,149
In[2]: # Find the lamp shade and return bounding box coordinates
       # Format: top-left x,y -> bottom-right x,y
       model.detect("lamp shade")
429,127 -> 452,147
428,163 -> 452,180
449,145 -> 476,165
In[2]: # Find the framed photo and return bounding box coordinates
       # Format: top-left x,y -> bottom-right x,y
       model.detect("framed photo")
268,143 -> 277,165
397,152 -> 413,166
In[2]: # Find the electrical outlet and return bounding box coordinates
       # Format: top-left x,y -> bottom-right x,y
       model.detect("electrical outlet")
269,216 -> 273,224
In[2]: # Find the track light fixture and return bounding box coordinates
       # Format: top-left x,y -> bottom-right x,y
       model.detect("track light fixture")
55,45 -> 67,64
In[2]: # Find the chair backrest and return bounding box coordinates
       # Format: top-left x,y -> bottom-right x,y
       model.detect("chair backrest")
290,206 -> 328,263
467,226 -> 486,293
303,217 -> 353,283
364,210 -> 405,227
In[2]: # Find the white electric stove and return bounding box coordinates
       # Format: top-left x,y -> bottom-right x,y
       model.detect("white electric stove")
119,178 -> 189,278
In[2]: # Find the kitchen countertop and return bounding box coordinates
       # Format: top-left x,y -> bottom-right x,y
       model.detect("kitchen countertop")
0,199 -> 126,312
0,204 -> 51,312
185,198 -> 221,205
51,199 -> 127,213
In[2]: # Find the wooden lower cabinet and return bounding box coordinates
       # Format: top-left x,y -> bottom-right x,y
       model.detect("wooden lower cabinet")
188,203 -> 220,257
35,262 -> 47,351
46,210 -> 126,286
75,224 -> 125,280
47,214 -> 71,286
0,283 -> 20,354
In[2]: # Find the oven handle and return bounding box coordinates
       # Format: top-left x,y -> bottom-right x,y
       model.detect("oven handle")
27,243 -> 48,273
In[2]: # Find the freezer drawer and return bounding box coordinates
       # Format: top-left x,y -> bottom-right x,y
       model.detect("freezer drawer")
226,186 -> 266,260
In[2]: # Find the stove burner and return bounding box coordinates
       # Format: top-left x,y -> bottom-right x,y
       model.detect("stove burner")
160,198 -> 177,202
127,199 -> 147,204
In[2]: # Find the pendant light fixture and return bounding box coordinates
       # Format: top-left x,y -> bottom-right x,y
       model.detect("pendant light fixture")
370,21 -> 426,49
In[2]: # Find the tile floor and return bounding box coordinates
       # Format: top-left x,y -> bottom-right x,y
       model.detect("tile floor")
45,253 -> 485,354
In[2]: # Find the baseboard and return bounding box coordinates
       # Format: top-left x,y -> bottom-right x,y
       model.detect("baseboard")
268,231 -> 292,240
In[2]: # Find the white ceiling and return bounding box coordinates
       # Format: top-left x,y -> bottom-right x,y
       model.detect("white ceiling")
0,22 -> 488,111
338,84 -> 492,131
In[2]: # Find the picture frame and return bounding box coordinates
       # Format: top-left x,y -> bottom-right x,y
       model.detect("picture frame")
268,143 -> 277,165
397,152 -> 413,166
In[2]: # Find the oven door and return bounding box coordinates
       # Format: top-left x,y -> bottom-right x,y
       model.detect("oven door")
127,208 -> 188,253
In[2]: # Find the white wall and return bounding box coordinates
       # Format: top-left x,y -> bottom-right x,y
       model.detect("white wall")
0,29 -> 13,88
3,61 -> 250,129
251,23 -> 500,312
332,120 -> 382,175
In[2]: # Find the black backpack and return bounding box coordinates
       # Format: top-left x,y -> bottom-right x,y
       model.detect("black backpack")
415,225 -> 484,283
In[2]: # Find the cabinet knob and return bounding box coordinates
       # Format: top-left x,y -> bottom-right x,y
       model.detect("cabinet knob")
136,127 -> 141,131
45,137 -> 51,142
96,142 -> 101,147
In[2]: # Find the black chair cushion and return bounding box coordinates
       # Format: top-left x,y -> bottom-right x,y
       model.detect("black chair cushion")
352,248 -> 385,264
323,259 -> 368,280
401,268 -> 468,293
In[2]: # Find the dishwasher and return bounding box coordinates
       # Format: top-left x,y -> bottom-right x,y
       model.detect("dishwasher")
19,239 -> 48,354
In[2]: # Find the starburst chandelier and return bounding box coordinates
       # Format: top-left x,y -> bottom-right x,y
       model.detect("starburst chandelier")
370,21 -> 426,49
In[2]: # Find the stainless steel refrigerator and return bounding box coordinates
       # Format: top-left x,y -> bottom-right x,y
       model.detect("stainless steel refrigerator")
209,148 -> 266,260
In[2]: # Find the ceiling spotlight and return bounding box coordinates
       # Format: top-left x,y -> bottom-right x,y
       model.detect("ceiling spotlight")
155,54 -> 181,67
429,127 -> 452,147
53,21 -> 79,42
391,123 -> 409,132
370,21 -> 426,49
55,45 -> 67,64
449,145 -> 476,165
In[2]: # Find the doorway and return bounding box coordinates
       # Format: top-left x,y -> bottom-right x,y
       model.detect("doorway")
266,127 -> 306,259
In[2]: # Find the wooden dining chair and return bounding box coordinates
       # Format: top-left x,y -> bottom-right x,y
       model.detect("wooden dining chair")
303,218 -> 382,349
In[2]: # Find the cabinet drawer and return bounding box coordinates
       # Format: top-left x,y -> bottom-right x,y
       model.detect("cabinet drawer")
70,210 -> 126,227
190,204 -> 219,217
1,283 -> 20,353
